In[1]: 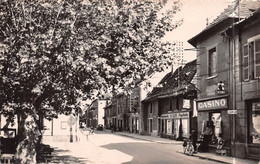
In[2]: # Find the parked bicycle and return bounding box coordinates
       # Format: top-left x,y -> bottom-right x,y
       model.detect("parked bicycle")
183,138 -> 194,156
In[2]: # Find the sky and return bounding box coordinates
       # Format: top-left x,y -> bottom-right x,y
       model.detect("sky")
149,0 -> 232,89
165,0 -> 232,62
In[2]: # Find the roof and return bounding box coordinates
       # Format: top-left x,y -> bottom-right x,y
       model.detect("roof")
188,0 -> 260,47
104,102 -> 112,109
223,7 -> 260,35
143,59 -> 197,102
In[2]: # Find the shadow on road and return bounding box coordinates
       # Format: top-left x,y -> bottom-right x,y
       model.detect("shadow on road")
102,142 -> 177,164
49,147 -> 90,164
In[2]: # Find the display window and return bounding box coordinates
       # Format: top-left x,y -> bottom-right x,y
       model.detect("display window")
167,120 -> 172,134
207,112 -> 222,145
249,102 -> 260,144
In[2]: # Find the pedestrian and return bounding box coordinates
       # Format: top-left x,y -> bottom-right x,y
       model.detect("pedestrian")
111,125 -> 114,133
200,119 -> 214,152
190,130 -> 198,153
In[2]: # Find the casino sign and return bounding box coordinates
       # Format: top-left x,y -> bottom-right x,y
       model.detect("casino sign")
197,98 -> 228,111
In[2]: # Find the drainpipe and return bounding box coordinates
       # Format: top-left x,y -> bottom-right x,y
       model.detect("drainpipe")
231,13 -> 238,157
232,31 -> 236,158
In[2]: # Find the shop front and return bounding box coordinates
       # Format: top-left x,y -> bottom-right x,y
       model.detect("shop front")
159,111 -> 190,140
196,96 -> 230,153
246,100 -> 260,159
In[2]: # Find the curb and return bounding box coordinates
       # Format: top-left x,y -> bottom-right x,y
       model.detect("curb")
116,132 -> 184,145
115,132 -> 153,142
176,151 -> 230,164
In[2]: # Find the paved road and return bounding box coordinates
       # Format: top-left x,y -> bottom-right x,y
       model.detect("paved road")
42,130 -> 258,164
53,130 -> 221,164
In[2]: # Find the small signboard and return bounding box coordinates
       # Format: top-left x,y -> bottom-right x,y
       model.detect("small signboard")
67,116 -> 76,126
257,77 -> 260,92
228,110 -> 237,114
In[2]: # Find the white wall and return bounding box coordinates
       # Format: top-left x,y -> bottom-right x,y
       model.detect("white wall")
98,100 -> 106,126
43,114 -> 79,137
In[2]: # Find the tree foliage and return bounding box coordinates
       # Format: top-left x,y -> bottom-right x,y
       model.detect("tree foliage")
0,0 -> 182,162
0,0 -> 182,118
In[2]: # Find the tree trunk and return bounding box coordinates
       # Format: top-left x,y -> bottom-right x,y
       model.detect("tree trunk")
15,109 -> 41,164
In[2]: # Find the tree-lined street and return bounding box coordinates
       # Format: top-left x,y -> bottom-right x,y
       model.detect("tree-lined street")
1,0 -> 260,163
0,0 -> 182,162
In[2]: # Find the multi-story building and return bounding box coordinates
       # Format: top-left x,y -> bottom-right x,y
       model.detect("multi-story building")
104,101 -> 112,129
188,0 -> 260,159
104,83 -> 150,133
141,60 -> 197,139
115,93 -> 128,131
103,86 -> 142,133
85,98 -> 109,128
222,6 -> 260,160
172,41 -> 184,64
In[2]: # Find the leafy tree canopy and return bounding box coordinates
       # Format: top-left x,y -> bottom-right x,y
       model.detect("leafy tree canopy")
0,0 -> 182,119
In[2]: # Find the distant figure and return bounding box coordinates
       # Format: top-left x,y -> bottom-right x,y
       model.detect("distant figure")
111,125 -> 114,133
89,126 -> 94,135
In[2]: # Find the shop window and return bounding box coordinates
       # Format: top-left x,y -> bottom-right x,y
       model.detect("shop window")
249,102 -> 260,144
208,47 -> 217,77
165,120 -> 168,134
205,112 -> 222,145
167,120 -> 172,134
182,119 -> 188,138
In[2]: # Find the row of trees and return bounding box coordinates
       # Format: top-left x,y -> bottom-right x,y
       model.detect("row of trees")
0,0 -> 182,163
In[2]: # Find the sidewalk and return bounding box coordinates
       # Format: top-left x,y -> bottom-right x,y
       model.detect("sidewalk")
41,129 -> 134,164
112,130 -> 259,164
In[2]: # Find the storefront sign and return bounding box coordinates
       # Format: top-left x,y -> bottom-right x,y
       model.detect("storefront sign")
177,112 -> 189,118
197,98 -> 228,111
161,112 -> 189,118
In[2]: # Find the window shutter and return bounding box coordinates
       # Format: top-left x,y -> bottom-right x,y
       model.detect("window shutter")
243,44 -> 249,81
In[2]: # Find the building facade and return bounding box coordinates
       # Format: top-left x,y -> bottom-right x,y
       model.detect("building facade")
188,0 -> 260,158
104,85 -> 145,133
224,7 -> 260,159
85,98 -> 108,128
141,60 -> 197,140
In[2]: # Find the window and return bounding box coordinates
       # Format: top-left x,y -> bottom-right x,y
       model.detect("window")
247,35 -> 260,80
169,98 -> 172,111
149,119 -> 153,132
176,98 -> 179,110
254,39 -> 260,78
167,120 -> 172,134
249,102 -> 260,144
208,47 -> 217,77
150,103 -> 152,113
209,112 -> 222,145
243,44 -> 249,81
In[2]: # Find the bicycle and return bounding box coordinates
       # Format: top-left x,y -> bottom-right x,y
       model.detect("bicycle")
183,139 -> 195,156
